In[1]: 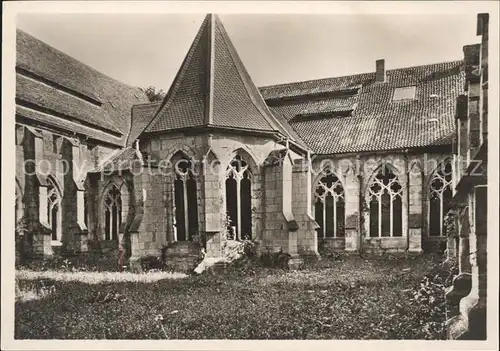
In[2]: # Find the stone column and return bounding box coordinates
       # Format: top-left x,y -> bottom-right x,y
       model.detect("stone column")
344,166 -> 360,252
407,160 -> 423,254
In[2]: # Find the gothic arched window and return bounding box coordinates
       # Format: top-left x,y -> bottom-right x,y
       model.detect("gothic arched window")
429,160 -> 453,236
226,155 -> 252,240
173,158 -> 198,241
104,184 -> 121,241
47,177 -> 62,241
368,165 -> 403,237
314,173 -> 345,238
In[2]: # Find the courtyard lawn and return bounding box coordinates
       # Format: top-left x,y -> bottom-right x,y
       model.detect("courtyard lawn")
15,254 -> 452,340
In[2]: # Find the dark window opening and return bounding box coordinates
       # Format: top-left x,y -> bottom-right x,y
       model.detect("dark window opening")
226,155 -> 252,240
314,173 -> 345,238
104,185 -> 121,241
174,177 -> 186,241
368,165 -> 403,237
240,172 -> 252,240
173,158 -> 199,242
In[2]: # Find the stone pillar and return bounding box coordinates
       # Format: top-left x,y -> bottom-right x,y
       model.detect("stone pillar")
23,127 -> 53,258
407,160 -> 423,253
446,206 -> 472,310
446,236 -> 458,260
456,94 -> 469,178
261,150 -> 290,255
61,138 -> 88,254
128,165 -> 166,269
344,166 -> 360,252
291,156 -> 319,260
202,155 -> 225,258
458,206 -> 472,273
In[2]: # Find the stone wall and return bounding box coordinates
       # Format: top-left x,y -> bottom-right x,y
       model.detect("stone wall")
15,122 -> 118,259
310,151 -> 452,253
139,132 -> 297,259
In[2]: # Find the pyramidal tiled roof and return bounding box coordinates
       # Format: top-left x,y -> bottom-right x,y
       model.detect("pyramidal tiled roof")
142,14 -> 305,148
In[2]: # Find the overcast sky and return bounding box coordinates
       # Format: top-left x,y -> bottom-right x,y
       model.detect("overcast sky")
17,13 -> 480,91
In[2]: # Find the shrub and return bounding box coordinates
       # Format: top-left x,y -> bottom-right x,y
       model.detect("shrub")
259,248 -> 291,269
15,217 -> 28,265
15,277 -> 57,302
140,256 -> 164,271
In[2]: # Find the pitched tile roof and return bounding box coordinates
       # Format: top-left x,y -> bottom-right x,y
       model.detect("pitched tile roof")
142,14 -> 307,149
259,60 -> 464,154
16,29 -> 149,147
95,147 -> 144,173
129,102 -> 161,145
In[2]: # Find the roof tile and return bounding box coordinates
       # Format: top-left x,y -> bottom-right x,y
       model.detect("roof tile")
261,61 -> 464,154
16,29 -> 149,146
142,14 -> 304,149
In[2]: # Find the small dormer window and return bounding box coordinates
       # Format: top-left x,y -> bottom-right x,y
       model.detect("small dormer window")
393,86 -> 416,101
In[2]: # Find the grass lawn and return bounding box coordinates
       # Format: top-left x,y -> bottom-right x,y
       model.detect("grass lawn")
15,254 -> 452,340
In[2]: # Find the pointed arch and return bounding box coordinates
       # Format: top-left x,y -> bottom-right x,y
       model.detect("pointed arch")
364,161 -> 402,195
47,175 -> 63,241
366,163 -> 403,237
313,170 -> 345,238
225,147 -> 259,174
428,158 -> 453,236
202,149 -> 221,176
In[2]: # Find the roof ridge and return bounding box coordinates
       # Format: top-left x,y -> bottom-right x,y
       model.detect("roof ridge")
141,15 -> 210,134
259,59 -> 464,90
132,101 -> 162,108
17,28 -> 144,94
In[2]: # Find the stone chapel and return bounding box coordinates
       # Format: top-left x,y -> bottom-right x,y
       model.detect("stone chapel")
14,14 -> 485,271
